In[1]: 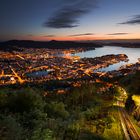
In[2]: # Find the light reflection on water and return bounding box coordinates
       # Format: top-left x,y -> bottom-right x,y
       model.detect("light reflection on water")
74,46 -> 140,72
26,70 -> 48,77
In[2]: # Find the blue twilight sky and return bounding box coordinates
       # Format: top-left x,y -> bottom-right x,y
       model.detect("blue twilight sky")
0,0 -> 140,41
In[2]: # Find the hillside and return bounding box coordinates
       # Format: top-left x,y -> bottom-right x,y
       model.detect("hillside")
120,71 -> 140,126
0,40 -> 102,50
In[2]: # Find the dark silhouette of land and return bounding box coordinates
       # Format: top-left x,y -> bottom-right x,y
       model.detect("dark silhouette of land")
0,40 -> 102,51
0,39 -> 140,52
94,39 -> 140,48
104,42 -> 140,48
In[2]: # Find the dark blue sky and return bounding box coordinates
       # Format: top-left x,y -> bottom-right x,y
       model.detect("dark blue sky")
1,0 -> 140,41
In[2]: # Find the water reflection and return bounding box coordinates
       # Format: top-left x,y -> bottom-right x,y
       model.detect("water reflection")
26,70 -> 48,78
74,46 -> 140,71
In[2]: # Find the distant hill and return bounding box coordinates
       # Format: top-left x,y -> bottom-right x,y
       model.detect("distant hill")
93,39 -> 140,48
104,42 -> 140,48
0,40 -> 102,51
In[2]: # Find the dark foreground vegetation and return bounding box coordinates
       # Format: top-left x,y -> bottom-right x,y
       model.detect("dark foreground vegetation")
0,82 -> 116,140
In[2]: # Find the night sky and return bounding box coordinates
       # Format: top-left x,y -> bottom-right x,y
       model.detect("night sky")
1,0 -> 140,41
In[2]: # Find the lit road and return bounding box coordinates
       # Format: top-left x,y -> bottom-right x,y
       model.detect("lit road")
9,65 -> 25,84
25,66 -> 49,73
16,54 -> 25,60
119,107 -> 140,140
117,87 -> 140,140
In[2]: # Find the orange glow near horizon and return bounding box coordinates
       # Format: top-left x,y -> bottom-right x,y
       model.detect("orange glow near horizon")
4,34 -> 140,42
26,33 -> 140,41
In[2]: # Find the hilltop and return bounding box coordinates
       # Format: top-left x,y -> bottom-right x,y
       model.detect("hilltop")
0,40 -> 102,51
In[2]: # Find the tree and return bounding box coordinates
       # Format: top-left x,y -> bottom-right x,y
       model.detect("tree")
46,102 -> 69,119
0,115 -> 24,140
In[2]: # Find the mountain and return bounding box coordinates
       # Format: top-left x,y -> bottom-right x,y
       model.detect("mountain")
0,40 -> 102,51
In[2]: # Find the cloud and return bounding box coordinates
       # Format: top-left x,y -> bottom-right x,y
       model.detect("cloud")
119,15 -> 140,25
43,35 -> 55,37
44,0 -> 97,28
107,33 -> 129,35
27,34 -> 34,36
69,33 -> 94,36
